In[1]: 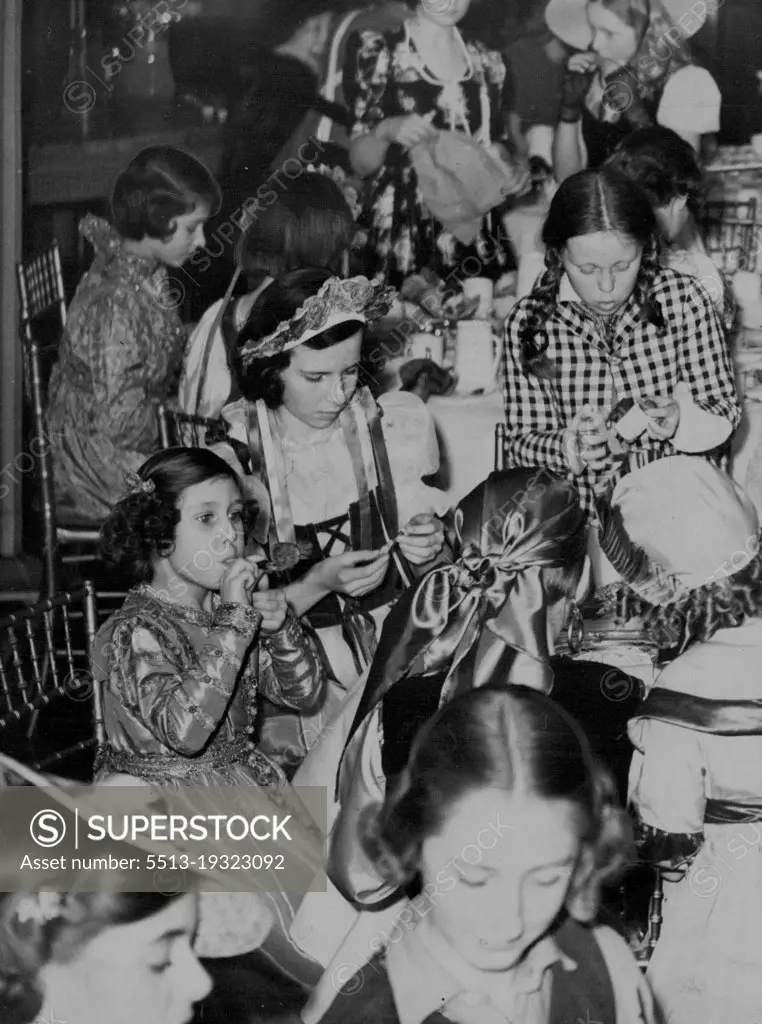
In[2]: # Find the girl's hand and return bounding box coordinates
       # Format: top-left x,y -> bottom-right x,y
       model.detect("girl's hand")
249,575 -> 288,633
641,396 -> 680,440
219,558 -> 259,607
377,115 -> 438,150
397,513 -> 445,565
560,53 -> 598,123
314,549 -> 391,598
567,51 -> 600,75
564,407 -> 612,474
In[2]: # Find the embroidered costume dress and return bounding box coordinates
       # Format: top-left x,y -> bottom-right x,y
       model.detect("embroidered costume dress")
93,583 -> 328,986
46,216 -> 186,522
501,268 -> 740,517
628,620 -> 762,1024
343,24 -> 513,285
218,389 -> 450,770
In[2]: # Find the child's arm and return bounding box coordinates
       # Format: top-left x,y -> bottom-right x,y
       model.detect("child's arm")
257,609 -> 325,711
677,279 -> 742,430
113,603 -> 261,755
502,306 -> 573,476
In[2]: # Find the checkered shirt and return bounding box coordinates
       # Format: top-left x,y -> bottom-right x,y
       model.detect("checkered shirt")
501,268 -> 741,516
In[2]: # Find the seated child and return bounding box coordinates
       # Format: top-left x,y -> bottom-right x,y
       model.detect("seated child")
606,126 -> 733,327
596,453 -> 762,1024
319,685 -> 655,1024
93,446 -> 327,988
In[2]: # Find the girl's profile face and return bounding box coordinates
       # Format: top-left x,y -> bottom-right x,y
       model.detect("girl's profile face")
420,787 -> 581,971
587,3 -> 640,67
155,203 -> 210,267
561,230 -> 643,316
163,475 -> 246,593
38,895 -> 211,1024
279,332 -> 363,429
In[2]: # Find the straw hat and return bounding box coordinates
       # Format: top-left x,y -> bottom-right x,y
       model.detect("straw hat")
545,0 -> 709,52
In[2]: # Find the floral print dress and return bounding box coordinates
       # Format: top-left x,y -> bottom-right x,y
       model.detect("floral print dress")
343,24 -> 513,286
46,215 -> 187,523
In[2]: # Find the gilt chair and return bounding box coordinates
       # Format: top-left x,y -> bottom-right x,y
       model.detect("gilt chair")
0,581 -> 105,780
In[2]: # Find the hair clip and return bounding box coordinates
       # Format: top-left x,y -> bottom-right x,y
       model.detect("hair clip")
125,471 -> 156,497
15,892 -> 64,926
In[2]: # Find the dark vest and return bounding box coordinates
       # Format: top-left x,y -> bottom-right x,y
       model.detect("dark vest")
319,919 -> 616,1024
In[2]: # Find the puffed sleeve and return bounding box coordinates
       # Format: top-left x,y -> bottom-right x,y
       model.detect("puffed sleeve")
378,391 -> 451,524
105,603 -> 261,755
258,609 -> 325,711
343,29 -> 392,139
657,65 -> 721,137
628,716 -> 707,867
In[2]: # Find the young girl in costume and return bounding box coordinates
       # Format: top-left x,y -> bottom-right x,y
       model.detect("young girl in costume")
319,684 -> 655,1024
501,167 -> 739,522
214,267 -> 450,771
548,0 -> 720,182
594,454 -> 762,1024
93,447 -> 326,987
46,146 -> 220,522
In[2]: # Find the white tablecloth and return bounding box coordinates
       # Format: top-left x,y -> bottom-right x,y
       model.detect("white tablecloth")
428,391 -> 505,504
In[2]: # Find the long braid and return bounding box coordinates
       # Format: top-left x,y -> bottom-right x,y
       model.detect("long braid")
519,247 -> 564,379
632,236 -> 665,330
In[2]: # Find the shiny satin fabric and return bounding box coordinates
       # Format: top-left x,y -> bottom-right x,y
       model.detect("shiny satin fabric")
342,468 -> 588,760
329,468 -> 588,907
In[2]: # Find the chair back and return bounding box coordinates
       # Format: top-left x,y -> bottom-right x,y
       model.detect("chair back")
0,581 -> 105,780
27,339 -> 59,597
16,242 -> 67,345
157,403 -> 227,448
696,199 -> 760,273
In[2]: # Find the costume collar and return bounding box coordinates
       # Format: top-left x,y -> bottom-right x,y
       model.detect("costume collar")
80,214 -> 162,285
387,913 -> 576,1024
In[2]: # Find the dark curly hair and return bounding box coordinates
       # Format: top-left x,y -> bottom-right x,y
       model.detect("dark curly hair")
233,267 -> 364,408
0,891 -> 183,1024
359,684 -> 632,922
99,447 -> 250,583
519,168 -> 664,379
606,127 -> 706,213
111,146 -> 221,242
609,535 -> 762,658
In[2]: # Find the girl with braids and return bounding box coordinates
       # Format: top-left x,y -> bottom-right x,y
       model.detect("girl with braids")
546,0 -> 720,183
318,685 -> 655,1024
593,455 -> 762,1024
501,167 -> 739,522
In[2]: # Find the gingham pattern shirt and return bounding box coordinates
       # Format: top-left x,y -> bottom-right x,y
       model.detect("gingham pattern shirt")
501,268 -> 741,516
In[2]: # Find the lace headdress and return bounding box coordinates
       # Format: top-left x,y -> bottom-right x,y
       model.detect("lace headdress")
239,275 -> 396,367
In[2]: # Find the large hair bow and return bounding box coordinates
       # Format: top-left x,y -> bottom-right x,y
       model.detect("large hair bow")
341,469 -> 588,756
